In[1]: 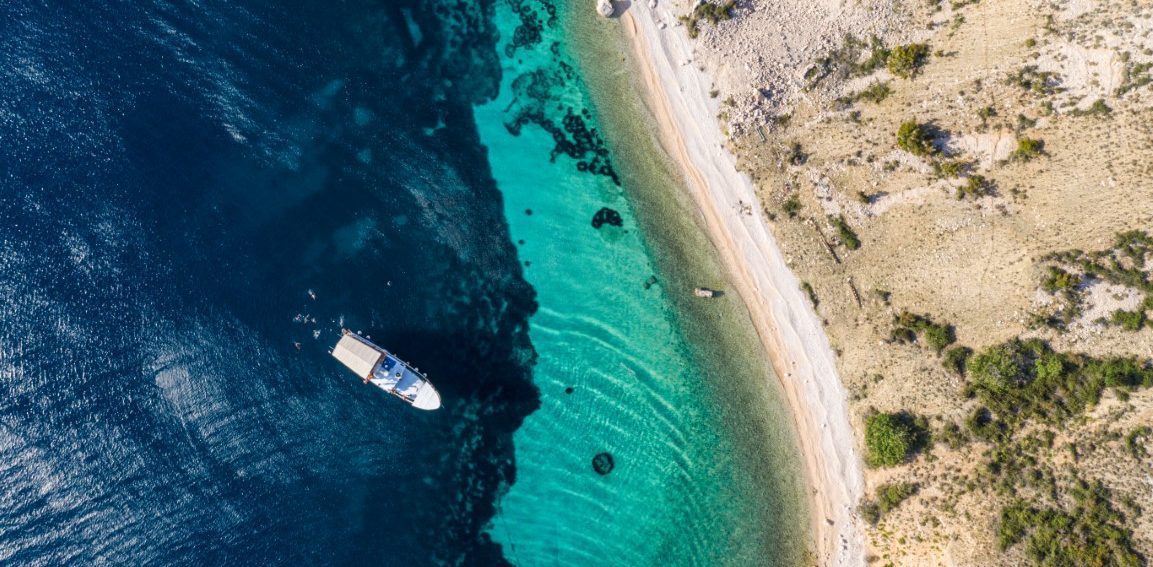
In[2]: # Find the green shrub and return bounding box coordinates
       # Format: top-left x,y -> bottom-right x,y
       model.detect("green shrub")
936,421 -> 968,449
877,481 -> 919,512
969,340 -> 1033,386
830,215 -> 861,250
681,0 -> 736,39
1126,426 -> 1151,458
801,281 -> 819,308
933,159 -> 965,178
1088,98 -> 1112,115
891,327 -> 916,343
1041,266 -> 1079,293
1016,113 -> 1037,131
956,174 -> 992,200
782,195 -> 802,218
857,37 -> 891,76
1008,65 -> 1057,95
923,325 -> 954,352
1111,309 -> 1146,331
1067,231 -> 1153,290
1071,98 -> 1113,117
857,81 -> 892,103
1012,137 -> 1044,161
1116,61 -> 1153,96
805,35 -> 889,88
864,411 -> 928,467
891,310 -> 955,353
965,407 -> 1009,444
998,482 -> 1141,566
887,43 -> 930,78
786,142 -> 808,165
977,105 -> 996,127
859,500 -> 882,525
896,120 -> 935,156
943,346 -> 973,375
967,338 -> 1153,427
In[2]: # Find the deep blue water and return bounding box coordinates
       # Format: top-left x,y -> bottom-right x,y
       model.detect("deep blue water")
0,1 -> 542,564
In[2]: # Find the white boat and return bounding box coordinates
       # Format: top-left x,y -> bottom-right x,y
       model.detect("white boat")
331,330 -> 442,410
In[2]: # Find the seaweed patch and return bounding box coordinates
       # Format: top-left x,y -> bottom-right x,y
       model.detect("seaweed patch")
500,25 -> 620,186
504,0 -> 557,58
592,452 -> 615,475
591,207 -> 623,229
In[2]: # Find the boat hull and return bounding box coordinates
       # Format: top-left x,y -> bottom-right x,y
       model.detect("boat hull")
332,331 -> 441,411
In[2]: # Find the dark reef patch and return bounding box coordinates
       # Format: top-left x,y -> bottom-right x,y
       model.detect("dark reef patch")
591,207 -> 623,229
499,8 -> 620,187
504,0 -> 557,58
592,452 -> 615,475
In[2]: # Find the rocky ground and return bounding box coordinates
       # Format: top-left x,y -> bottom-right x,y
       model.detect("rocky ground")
672,0 -> 1153,564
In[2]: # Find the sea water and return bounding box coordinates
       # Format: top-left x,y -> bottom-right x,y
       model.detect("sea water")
482,1 -> 806,565
0,0 -> 803,564
1,1 -> 536,563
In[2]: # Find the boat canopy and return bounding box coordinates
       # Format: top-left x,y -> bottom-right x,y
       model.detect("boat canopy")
332,334 -> 382,379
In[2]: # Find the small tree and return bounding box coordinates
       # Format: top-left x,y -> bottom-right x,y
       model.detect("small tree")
897,121 -> 935,157
1012,137 -> 1044,161
888,44 -> 930,78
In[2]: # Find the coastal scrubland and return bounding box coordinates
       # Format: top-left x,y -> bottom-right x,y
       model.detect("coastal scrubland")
676,0 -> 1153,563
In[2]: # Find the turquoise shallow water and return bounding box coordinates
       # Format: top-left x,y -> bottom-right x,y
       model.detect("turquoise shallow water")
477,1 -> 807,564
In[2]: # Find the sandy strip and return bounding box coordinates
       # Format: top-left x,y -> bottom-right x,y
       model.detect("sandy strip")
617,6 -> 865,565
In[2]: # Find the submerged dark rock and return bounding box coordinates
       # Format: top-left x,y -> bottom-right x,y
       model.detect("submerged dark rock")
592,452 -> 615,475
591,207 -> 622,229
564,386 -> 574,394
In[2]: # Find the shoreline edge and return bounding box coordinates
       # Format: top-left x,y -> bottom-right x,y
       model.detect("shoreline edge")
616,5 -> 866,565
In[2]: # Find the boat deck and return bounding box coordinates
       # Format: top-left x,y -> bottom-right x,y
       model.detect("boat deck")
370,354 -> 424,400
